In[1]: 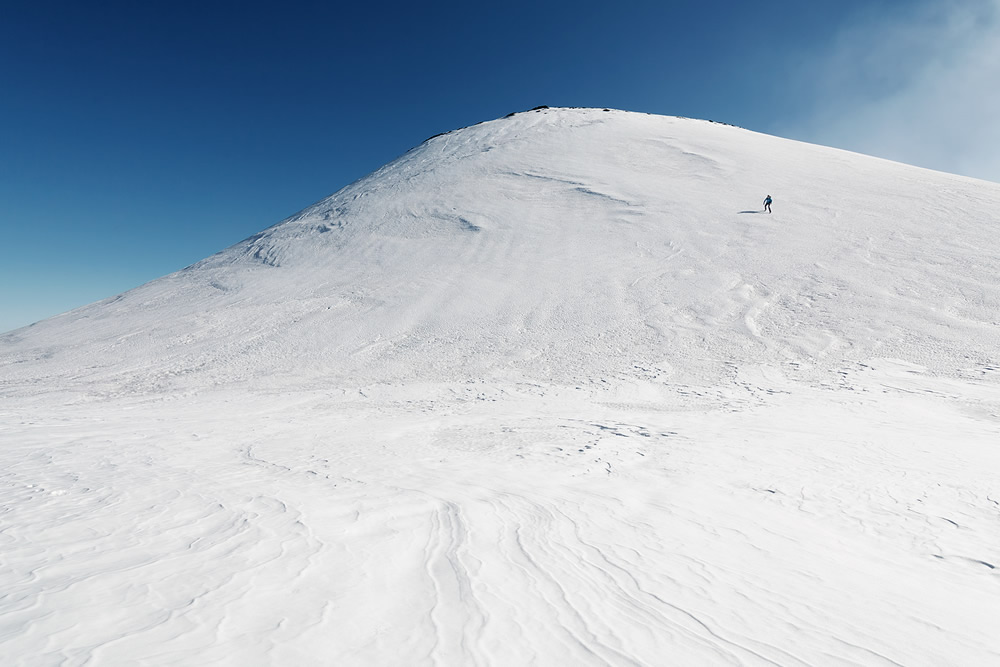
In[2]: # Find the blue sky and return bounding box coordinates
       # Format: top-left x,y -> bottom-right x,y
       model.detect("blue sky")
2,0 -> 998,332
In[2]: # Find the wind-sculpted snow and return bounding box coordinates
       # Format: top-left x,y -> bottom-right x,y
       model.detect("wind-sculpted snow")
2,108 -> 1000,664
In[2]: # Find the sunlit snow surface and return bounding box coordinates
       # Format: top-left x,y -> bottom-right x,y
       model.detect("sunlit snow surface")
3,108 -> 1000,665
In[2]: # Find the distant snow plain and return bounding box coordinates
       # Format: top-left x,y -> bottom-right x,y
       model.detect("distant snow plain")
2,108 -> 999,665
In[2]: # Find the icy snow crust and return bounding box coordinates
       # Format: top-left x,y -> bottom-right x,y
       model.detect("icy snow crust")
2,108 -> 1000,664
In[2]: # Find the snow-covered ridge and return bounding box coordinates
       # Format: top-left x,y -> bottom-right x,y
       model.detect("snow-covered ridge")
4,107 -> 999,398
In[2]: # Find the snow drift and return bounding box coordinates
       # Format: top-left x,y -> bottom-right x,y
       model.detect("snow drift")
2,108 -> 1000,665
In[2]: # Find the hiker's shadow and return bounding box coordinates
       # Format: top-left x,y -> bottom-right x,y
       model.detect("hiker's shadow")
738,210 -> 763,214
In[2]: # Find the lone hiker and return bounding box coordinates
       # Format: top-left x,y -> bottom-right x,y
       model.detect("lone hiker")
763,195 -> 772,213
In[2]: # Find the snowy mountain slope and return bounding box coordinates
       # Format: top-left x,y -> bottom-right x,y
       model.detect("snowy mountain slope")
4,108 -> 999,397
2,108 -> 1000,665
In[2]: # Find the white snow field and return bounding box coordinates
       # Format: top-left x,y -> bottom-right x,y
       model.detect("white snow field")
3,107 -> 1000,666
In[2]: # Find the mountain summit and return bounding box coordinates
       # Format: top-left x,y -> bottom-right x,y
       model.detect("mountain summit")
6,107 -> 1000,397
3,109 -> 1000,665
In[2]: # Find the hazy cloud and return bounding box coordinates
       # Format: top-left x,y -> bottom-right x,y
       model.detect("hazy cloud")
780,0 -> 1000,183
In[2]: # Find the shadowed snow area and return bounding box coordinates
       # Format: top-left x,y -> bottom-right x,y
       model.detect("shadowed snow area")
2,108 -> 1000,664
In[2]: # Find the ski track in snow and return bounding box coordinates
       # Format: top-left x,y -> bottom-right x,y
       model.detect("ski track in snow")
2,108 -> 1000,665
